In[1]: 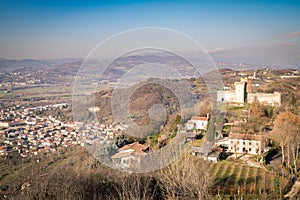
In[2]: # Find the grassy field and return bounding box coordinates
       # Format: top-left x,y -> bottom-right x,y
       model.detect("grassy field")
0,86 -> 74,102
191,139 -> 204,147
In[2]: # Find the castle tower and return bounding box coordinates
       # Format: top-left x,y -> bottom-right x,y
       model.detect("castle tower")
235,82 -> 247,103
240,77 -> 252,93
246,78 -> 253,93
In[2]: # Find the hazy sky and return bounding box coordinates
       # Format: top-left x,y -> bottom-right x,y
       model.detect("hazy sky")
0,0 -> 300,67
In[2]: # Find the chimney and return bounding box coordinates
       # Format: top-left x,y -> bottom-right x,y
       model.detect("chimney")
207,113 -> 210,119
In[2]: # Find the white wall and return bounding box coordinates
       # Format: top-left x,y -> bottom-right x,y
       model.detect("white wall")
186,122 -> 194,131
217,90 -> 235,102
190,119 -> 208,130
235,82 -> 246,103
247,92 -> 281,106
228,139 -> 262,155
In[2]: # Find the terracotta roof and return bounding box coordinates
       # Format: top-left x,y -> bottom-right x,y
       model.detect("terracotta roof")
229,133 -> 262,141
191,116 -> 208,121
0,146 -> 7,150
112,142 -> 149,159
118,142 -> 148,153
111,150 -> 134,159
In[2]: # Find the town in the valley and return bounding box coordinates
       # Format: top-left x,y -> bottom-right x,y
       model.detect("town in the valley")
0,63 -> 299,198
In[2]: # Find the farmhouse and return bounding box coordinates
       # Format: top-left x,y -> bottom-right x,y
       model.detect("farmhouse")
186,114 -> 209,131
111,142 -> 149,168
227,133 -> 269,155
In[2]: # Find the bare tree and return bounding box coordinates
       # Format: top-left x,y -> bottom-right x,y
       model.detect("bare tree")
159,155 -> 212,199
271,111 -> 300,172
113,173 -> 158,200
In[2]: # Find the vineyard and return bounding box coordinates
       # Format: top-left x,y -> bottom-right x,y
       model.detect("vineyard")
210,160 -> 288,196
0,150 -> 293,199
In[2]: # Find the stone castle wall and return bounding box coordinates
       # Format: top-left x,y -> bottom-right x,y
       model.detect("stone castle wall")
217,90 -> 235,102
217,77 -> 281,106
247,92 -> 281,106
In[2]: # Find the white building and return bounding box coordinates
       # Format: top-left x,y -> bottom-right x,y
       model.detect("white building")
217,77 -> 281,106
227,133 -> 269,155
186,115 -> 209,131
111,142 -> 149,168
186,120 -> 195,131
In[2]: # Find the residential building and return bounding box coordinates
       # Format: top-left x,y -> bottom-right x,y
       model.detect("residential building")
186,114 -> 209,131
111,142 -> 149,168
227,133 -> 269,155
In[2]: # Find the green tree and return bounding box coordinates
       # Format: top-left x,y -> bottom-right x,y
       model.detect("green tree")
114,135 -> 133,148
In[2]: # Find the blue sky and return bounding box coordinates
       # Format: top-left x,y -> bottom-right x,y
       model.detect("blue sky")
0,0 -> 300,66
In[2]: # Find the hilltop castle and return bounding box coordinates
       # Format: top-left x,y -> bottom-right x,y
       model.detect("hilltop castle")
217,77 -> 281,106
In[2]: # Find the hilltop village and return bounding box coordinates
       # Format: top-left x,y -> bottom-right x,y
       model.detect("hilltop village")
0,104 -> 123,159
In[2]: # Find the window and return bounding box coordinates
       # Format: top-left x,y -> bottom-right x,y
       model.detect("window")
249,148 -> 252,152
249,142 -> 252,145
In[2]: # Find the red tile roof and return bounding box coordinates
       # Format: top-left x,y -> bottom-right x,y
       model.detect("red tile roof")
191,116 -> 208,121
112,142 -> 149,159
118,142 -> 148,153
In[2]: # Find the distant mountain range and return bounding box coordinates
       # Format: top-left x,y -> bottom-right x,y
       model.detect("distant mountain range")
0,56 -> 297,74
0,58 -> 83,73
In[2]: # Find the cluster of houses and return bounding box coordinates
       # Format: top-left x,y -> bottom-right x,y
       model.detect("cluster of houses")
0,104 -> 124,158
109,110 -> 271,168
184,110 -> 272,163
0,72 -> 42,90
0,119 -> 81,158
79,122 -> 125,146
0,101 -> 273,168
0,98 -> 275,169
110,114 -> 210,168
